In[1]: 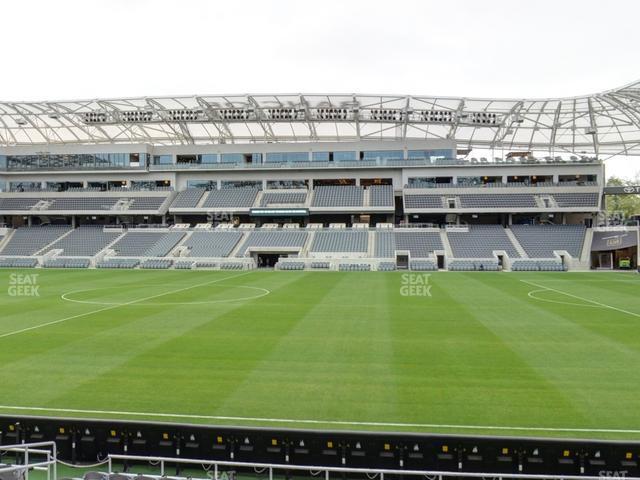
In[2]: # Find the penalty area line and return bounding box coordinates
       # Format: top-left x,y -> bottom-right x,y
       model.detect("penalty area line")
0,271 -> 254,340
0,405 -> 639,434
521,279 -> 640,319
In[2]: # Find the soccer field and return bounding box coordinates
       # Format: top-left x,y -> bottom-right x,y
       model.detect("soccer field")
0,269 -> 639,440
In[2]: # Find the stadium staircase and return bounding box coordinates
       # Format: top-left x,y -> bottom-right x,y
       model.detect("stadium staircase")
253,190 -> 264,208
577,227 -> 594,268
168,230 -> 194,257
306,189 -> 315,207
300,230 -> 316,257
439,228 -> 454,260
505,227 -> 529,258
228,231 -> 249,257
363,188 -> 371,207
195,191 -> 210,208
367,230 -> 376,257
0,228 -> 15,251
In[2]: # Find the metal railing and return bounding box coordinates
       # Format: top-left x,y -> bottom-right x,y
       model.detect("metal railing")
106,453 -> 640,480
0,441 -> 57,480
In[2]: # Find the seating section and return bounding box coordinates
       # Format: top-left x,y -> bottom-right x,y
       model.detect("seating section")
96,258 -> 140,269
0,257 -> 38,268
0,197 -> 43,210
448,259 -> 499,271
375,231 -> 395,257
403,194 -> 444,209
395,231 -> 443,258
311,231 -> 368,252
369,185 -> 394,207
260,191 -> 307,206
510,224 -> 586,258
0,226 -> 71,256
277,261 -> 305,270
0,195 -> 169,212
447,225 -> 520,258
43,258 -> 90,268
174,260 -> 195,269
41,226 -> 122,256
170,188 -> 206,208
310,261 -> 330,269
111,231 -> 185,257
312,186 -> 363,207
183,231 -> 244,257
553,193 -> 599,207
128,197 -> 168,210
511,259 -> 565,271
140,259 -> 173,269
409,260 -> 438,271
338,263 -> 371,271
202,188 -> 259,209
237,230 -> 308,257
458,194 -> 537,208
378,261 -> 396,271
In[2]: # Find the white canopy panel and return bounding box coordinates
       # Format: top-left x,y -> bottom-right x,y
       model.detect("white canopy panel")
1,79 -> 639,155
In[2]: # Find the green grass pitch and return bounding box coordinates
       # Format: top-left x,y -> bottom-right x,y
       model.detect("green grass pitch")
0,269 -> 639,440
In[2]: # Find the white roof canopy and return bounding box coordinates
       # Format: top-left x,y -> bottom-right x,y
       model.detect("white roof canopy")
1,79 -> 640,155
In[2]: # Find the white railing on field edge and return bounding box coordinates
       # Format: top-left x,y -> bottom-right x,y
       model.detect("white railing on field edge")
0,441 -> 57,480
106,453 -> 640,480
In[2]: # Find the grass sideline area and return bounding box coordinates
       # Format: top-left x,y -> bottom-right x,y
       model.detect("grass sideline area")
0,269 -> 639,440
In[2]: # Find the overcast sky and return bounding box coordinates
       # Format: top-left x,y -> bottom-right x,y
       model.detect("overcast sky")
1,0 -> 639,180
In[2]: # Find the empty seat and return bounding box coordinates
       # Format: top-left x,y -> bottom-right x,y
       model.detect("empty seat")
183,231 -> 244,257
447,225 -> 519,258
310,231 -> 368,252
312,186 -> 364,207
236,230 -> 308,257
0,226 -> 72,256
510,224 -> 586,258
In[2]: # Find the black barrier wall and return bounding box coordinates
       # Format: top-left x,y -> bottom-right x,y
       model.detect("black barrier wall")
0,415 -> 639,477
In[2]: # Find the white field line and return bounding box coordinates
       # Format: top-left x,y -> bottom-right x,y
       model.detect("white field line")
0,271 -> 254,340
0,405 -> 639,434
521,280 -> 640,318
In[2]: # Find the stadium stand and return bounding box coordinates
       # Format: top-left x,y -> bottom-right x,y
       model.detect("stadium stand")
111,231 -> 185,257
0,257 -> 38,268
395,231 -> 443,258
369,185 -> 394,207
447,225 -> 520,258
510,224 -> 586,258
140,259 -> 173,269
202,188 -> 259,209
457,194 -> 537,208
183,231 -> 244,257
260,191 -> 307,206
310,230 -> 368,252
552,193 -> 599,207
0,225 -> 71,256
375,231 -> 395,257
236,230 -> 308,256
43,258 -> 90,268
96,258 -> 140,269
41,226 -> 122,256
170,188 -> 206,208
312,185 -> 364,207
403,194 -> 444,209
